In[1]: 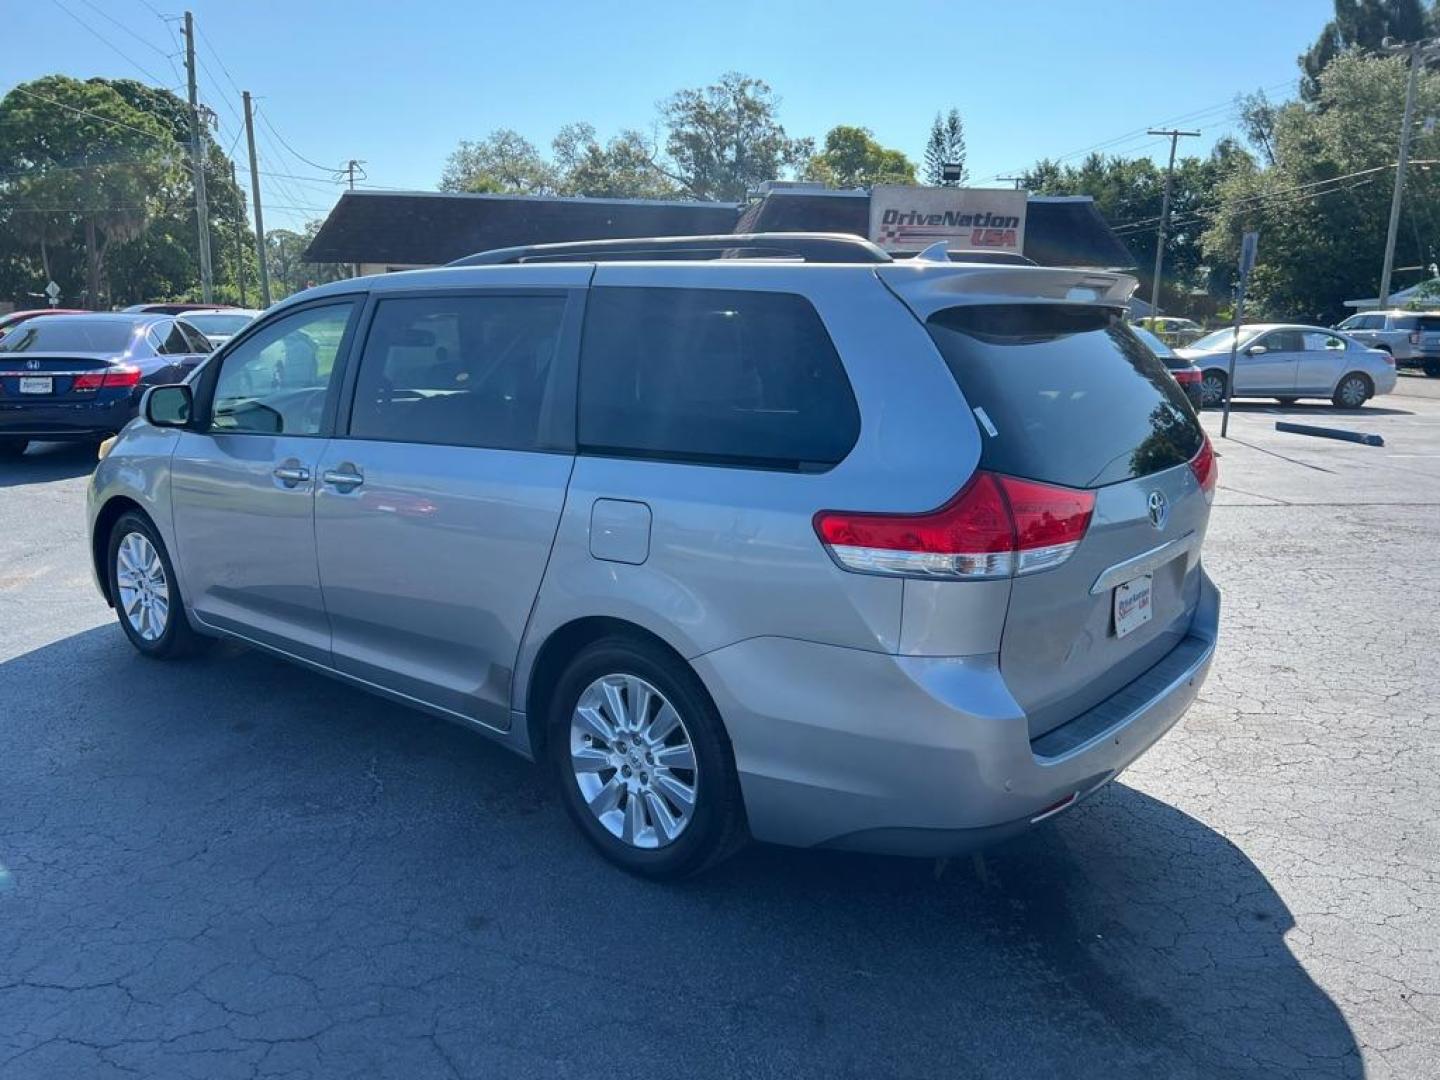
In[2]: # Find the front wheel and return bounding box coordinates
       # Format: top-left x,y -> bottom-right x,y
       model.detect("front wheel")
107,511 -> 202,658
549,637 -> 747,878
1200,370 -> 1227,409
1332,372 -> 1371,409
1275,397 -> 1298,406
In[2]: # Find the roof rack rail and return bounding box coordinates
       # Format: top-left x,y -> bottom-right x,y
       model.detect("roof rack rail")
449,232 -> 893,266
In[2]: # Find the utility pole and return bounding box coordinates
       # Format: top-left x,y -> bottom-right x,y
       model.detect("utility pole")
1377,37 -> 1440,309
1146,128 -> 1200,319
243,91 -> 272,307
182,11 -> 214,303
230,160 -> 247,307
344,160 -> 365,278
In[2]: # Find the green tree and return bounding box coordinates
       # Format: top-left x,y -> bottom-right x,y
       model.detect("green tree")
1299,0 -> 1432,100
0,75 -> 179,308
659,73 -> 811,201
552,123 -> 678,199
923,109 -> 967,186
1204,52 -> 1440,322
440,129 -> 556,194
265,221 -> 346,300
1022,140 -> 1254,313
802,125 -> 915,189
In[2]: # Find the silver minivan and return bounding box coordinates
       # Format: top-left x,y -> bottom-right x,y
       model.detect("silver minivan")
88,235 -> 1220,878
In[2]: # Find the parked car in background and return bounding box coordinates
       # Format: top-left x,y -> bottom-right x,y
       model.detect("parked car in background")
0,313 -> 212,458
1130,323 -> 1204,411
1335,310 -> 1440,377
122,302 -> 239,315
0,308 -> 87,342
1178,323 -> 1396,408
179,308 -> 261,348
1137,315 -> 1206,347
88,234 -> 1219,878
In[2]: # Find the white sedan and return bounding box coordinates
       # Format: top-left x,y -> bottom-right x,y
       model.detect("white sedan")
1177,323 -> 1396,409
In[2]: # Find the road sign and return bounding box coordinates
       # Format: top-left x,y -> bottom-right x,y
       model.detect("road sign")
1238,231 -> 1259,279
44,281 -> 60,300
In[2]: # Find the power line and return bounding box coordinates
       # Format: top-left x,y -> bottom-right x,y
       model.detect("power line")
3,84 -> 178,145
48,0 -> 171,88
255,104 -> 340,174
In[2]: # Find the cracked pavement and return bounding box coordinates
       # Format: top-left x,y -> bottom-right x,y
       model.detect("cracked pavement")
1,378 -> 1437,1078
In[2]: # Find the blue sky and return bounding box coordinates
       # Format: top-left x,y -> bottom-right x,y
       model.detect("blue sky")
6,0 -> 1333,230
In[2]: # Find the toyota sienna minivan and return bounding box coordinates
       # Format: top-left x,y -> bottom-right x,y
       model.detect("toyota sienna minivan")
88,233 -> 1219,878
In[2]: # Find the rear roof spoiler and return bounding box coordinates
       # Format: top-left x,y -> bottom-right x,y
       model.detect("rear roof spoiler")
877,263 -> 1138,320
450,232 -> 893,266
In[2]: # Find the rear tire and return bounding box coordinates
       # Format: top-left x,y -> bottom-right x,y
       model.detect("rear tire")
0,438 -> 28,459
1332,372 -> 1371,409
1275,397 -> 1298,406
107,511 -> 202,659
1200,370 -> 1227,409
548,636 -> 747,879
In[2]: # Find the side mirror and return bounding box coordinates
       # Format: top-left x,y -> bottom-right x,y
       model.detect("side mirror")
143,383 -> 193,427
1245,344 -> 1268,356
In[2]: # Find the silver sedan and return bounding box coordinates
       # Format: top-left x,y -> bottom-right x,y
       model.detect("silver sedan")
1177,323 -> 1397,408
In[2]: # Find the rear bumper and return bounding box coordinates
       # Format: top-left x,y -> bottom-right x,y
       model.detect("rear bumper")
1372,367 -> 1399,395
695,569 -> 1219,856
0,394 -> 136,439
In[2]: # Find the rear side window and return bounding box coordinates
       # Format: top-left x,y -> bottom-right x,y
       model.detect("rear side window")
1391,316 -> 1418,330
927,305 -> 1203,489
1416,316 -> 1440,332
349,294 -> 567,451
578,287 -> 859,470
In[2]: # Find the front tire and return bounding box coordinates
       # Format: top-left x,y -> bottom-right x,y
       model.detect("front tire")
1275,397 -> 1298,406
1332,372 -> 1371,409
107,511 -> 201,659
548,636 -> 746,878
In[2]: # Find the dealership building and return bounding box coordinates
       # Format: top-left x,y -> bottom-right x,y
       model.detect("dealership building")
303,183 -> 1134,273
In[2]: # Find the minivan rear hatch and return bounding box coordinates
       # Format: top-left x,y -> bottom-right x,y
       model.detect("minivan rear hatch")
881,268 -> 1213,740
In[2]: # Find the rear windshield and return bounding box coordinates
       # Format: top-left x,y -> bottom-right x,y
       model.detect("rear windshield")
927,304 -> 1204,489
1417,316 -> 1440,332
0,319 -> 136,353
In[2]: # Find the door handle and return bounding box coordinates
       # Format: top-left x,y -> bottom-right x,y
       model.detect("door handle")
322,466 -> 364,491
273,465 -> 311,487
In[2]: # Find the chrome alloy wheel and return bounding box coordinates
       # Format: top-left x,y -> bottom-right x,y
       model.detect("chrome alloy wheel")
115,532 -> 169,642
569,674 -> 698,849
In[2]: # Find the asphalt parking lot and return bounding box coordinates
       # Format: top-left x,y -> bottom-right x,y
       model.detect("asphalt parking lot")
2,377 -> 1438,1079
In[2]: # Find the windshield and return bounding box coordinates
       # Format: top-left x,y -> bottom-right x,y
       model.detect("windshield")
0,319 -> 137,353
1188,327 -> 1259,352
184,313 -> 254,336
1129,324 -> 1177,358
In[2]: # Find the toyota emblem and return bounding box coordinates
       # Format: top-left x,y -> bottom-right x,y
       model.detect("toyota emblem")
1147,490 -> 1169,530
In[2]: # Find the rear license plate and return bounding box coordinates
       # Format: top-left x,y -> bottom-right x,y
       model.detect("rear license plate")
18,376 -> 52,395
1113,573 -> 1153,639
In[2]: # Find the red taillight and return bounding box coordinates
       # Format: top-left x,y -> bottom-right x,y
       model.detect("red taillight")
813,471 -> 1095,580
72,366 -> 141,391
1172,367 -> 1201,385
1190,434 -> 1217,501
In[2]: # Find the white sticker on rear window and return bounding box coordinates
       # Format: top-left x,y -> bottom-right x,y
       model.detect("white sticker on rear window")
973,406 -> 999,437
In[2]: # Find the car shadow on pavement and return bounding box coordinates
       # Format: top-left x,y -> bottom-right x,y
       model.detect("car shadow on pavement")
0,625 -> 1360,1079
0,441 -> 98,488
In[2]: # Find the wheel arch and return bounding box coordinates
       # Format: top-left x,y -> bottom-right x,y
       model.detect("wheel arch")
521,615 -> 714,763
91,495 -> 150,607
